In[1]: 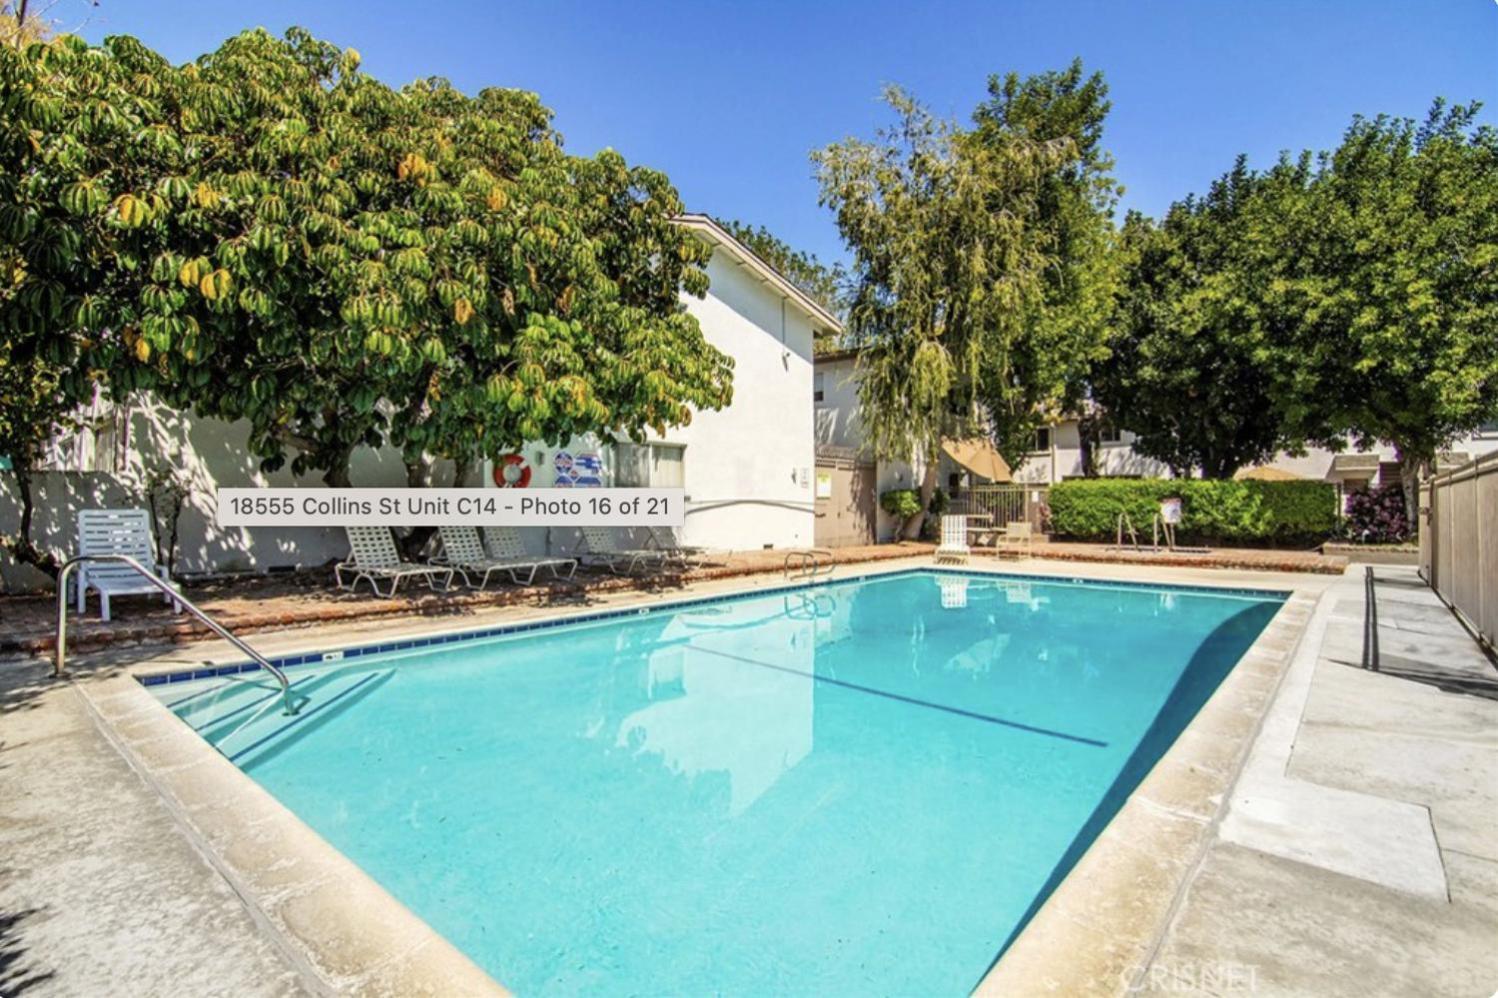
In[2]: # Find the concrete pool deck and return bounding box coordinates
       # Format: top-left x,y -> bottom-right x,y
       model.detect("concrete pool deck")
1,558 -> 1492,995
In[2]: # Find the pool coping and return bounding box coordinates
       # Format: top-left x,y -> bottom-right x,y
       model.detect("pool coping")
69,555 -> 1326,996
973,576 -> 1321,995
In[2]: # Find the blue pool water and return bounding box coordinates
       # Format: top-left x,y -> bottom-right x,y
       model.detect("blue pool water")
153,570 -> 1282,995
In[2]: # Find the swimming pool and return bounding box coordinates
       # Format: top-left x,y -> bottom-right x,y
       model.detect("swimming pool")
149,569 -> 1284,995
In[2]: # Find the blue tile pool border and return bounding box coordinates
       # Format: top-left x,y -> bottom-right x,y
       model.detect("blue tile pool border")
136,565 -> 1292,689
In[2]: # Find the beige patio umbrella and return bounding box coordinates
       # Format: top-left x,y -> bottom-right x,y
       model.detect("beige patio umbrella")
1233,465 -> 1304,482
941,438 -> 1012,483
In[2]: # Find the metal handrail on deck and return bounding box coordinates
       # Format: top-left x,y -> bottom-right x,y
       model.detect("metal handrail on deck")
784,548 -> 834,581
55,554 -> 297,715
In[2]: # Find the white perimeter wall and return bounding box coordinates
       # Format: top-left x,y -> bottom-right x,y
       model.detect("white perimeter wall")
0,400 -> 460,592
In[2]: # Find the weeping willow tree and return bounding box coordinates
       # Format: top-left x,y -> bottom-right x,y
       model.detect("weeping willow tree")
814,82 -> 1114,536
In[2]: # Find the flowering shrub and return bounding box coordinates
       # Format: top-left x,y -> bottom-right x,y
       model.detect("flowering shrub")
1342,485 -> 1411,543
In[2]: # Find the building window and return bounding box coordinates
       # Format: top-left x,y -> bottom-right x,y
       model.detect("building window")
1032,427 -> 1052,453
813,372 -> 825,403
1479,419 -> 1498,438
1097,423 -> 1123,445
615,442 -> 685,488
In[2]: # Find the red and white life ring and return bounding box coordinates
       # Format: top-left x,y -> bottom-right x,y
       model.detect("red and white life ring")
492,453 -> 532,488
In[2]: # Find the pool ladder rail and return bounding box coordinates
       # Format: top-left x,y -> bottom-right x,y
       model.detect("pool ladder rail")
1111,511 -> 1211,555
784,548 -> 835,581
784,591 -> 837,620
53,554 -> 298,716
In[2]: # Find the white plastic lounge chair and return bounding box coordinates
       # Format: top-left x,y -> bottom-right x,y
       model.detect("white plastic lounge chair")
996,521 -> 1034,560
481,527 -> 577,583
75,508 -> 182,621
934,514 -> 971,565
430,525 -> 574,588
646,526 -> 711,569
334,526 -> 455,597
577,526 -> 669,575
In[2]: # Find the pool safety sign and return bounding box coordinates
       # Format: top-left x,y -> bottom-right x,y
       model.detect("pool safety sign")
217,488 -> 685,527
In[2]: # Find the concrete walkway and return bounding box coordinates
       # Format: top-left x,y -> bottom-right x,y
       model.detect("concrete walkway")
1141,567 -> 1498,997
0,661 -> 307,997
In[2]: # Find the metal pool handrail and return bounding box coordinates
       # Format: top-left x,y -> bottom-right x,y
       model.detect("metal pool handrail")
55,554 -> 297,715
784,548 -> 834,581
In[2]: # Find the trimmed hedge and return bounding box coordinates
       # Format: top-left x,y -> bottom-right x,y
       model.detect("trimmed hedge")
1047,479 -> 1338,545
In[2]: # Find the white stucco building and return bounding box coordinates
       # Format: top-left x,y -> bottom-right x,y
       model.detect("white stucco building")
0,215 -> 840,591
814,350 -> 1012,544
1011,419 -> 1170,484
1008,414 -> 1498,498
489,215 -> 838,554
812,349 -> 1498,534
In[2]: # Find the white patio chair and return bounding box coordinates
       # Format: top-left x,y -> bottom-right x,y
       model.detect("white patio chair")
645,526 -> 711,569
481,527 -> 577,583
996,521 -> 1034,560
934,514 -> 971,564
334,526 -> 455,597
432,526 -> 515,590
75,508 -> 182,621
577,526 -> 669,575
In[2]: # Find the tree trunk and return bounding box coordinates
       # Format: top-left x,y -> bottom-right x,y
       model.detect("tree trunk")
903,451 -> 940,540
1201,452 -> 1241,481
3,463 -> 60,579
399,455 -> 438,558
322,452 -> 353,488
405,454 -> 433,489
1394,444 -> 1426,540
1077,416 -> 1098,478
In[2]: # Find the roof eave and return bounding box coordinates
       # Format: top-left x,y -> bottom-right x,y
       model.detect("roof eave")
672,213 -> 844,334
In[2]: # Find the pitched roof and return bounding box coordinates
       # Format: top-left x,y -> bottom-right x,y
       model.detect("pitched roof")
673,214 -> 844,334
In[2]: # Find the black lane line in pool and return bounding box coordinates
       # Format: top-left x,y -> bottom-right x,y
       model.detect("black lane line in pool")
690,645 -> 1108,748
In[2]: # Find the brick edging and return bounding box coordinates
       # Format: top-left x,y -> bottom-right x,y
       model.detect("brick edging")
4,545 -> 933,656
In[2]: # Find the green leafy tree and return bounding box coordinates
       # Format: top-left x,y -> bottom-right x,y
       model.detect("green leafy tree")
1095,160 -> 1300,479
815,80 -> 1113,536
114,30 -> 732,487
40,28 -> 733,489
972,59 -> 1122,474
3,28 -> 736,570
1269,101 -> 1498,521
0,32 -> 186,575
715,217 -> 847,339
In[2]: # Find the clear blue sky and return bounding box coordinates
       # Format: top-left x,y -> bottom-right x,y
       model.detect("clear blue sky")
71,0 -> 1496,265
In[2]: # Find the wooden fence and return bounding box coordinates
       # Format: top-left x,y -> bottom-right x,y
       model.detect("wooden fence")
1419,452 -> 1496,651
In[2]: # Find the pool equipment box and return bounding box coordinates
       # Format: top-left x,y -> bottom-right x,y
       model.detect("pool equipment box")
217,488 -> 685,527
